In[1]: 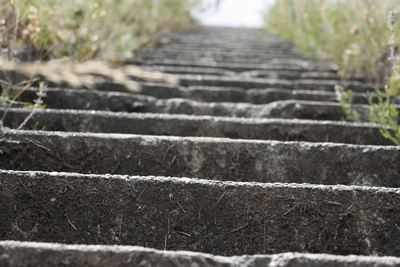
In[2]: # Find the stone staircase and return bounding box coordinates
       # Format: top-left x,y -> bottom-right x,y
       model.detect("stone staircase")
0,27 -> 399,266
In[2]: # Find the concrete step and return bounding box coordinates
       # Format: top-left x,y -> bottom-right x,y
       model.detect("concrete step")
0,170 -> 400,256
178,75 -> 372,92
136,47 -> 314,56
142,65 -> 340,81
1,108 -> 392,145
148,44 -> 296,54
142,65 -> 236,76
35,83 -> 375,105
138,46 -> 298,56
129,59 -> 335,73
16,87 -> 373,121
136,51 -> 316,63
0,130 -> 398,186
1,241 -> 400,267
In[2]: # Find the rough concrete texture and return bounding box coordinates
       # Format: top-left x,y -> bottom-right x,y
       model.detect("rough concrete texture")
1,241 -> 400,267
18,86 -> 343,109
16,87 -> 374,121
1,108 -> 393,146
20,82 -> 393,105
132,59 -> 328,73
178,74 -> 371,92
138,43 -> 305,55
181,87 -> 342,104
240,69 -> 339,80
0,170 -> 400,256
0,130 -> 399,187
143,65 -> 237,76
137,51 -> 314,64
104,83 -> 397,104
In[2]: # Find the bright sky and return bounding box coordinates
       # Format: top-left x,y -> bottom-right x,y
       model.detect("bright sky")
195,0 -> 276,28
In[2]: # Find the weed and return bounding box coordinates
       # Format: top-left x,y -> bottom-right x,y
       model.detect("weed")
368,88 -> 400,145
335,85 -> 360,122
0,78 -> 44,130
16,81 -> 45,130
0,78 -> 37,110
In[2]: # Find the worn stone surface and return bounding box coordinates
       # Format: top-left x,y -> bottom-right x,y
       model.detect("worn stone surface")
0,130 -> 399,186
0,170 -> 400,256
18,86 -> 343,105
1,241 -> 400,267
178,74 -> 368,91
136,51 -> 314,64
22,82 -> 393,105
143,65 -> 236,76
16,87 -> 374,121
131,59 -> 329,73
1,108 -> 393,146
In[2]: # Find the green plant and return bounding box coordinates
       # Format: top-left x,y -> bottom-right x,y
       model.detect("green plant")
335,85 -> 360,122
15,80 -> 46,130
0,78 -> 46,130
368,87 -> 400,145
0,78 -> 36,109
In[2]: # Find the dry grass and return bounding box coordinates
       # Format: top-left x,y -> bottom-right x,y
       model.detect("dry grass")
0,60 -> 179,92
1,0 -> 210,61
265,0 -> 400,83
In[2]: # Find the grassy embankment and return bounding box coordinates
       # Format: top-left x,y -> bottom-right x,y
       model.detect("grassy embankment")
265,0 -> 400,145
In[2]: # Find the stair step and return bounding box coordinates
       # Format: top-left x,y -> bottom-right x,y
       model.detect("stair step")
178,75 -> 372,92
1,241 -> 400,267
24,83 -> 375,105
129,59 -> 334,73
1,130 -> 398,186
2,108 -> 392,146
15,87 -> 373,121
1,170 -> 399,256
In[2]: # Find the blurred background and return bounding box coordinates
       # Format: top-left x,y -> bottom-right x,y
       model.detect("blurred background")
195,0 -> 274,28
1,0 -> 399,84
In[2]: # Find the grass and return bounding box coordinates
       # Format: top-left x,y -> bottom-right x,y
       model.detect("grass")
1,0 -> 210,61
264,0 -> 400,84
265,1 -> 400,145
368,87 -> 400,145
335,85 -> 360,122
